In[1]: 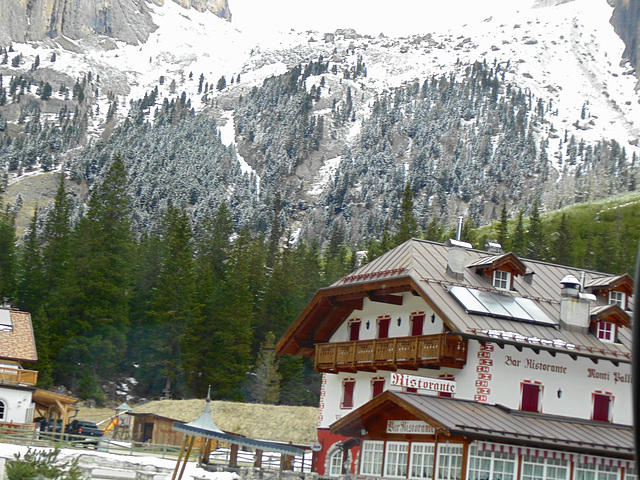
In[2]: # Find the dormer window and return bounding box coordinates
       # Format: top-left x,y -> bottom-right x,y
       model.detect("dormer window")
596,321 -> 616,342
608,291 -> 626,309
493,270 -> 511,290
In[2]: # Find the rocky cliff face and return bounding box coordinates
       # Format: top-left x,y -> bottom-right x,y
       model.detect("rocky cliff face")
0,0 -> 230,46
609,0 -> 640,84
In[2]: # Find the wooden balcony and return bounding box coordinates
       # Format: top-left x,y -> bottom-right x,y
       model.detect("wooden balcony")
0,367 -> 38,386
315,334 -> 467,373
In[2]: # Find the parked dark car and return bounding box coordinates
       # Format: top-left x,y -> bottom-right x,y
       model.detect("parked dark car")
65,420 -> 104,445
36,417 -> 63,433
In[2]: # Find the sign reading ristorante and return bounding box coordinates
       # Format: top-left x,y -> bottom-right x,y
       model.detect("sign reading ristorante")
387,420 -> 435,435
390,372 -> 456,394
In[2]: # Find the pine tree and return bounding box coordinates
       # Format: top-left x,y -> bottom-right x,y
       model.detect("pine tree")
248,332 -> 281,404
550,213 -> 572,266
395,182 -> 418,244
526,198 -> 544,260
511,209 -> 526,256
0,199 -> 16,302
496,204 -> 509,249
16,207 -> 45,314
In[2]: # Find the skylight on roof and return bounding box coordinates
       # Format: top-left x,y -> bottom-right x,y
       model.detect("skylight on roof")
0,309 -> 12,331
449,286 -> 557,327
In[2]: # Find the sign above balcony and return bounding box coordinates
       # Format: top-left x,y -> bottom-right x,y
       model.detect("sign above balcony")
390,372 -> 456,394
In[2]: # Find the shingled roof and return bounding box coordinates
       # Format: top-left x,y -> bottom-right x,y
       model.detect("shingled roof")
0,309 -> 37,362
276,239 -> 633,363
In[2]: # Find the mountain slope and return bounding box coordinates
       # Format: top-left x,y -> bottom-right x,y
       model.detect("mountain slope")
0,0 -> 638,246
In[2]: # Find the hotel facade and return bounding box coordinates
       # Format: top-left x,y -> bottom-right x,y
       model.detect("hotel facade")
276,239 -> 634,480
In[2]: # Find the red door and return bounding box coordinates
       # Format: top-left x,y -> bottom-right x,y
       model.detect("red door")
521,383 -> 541,412
593,394 -> 611,422
349,322 -> 361,341
378,317 -> 390,338
411,315 -> 425,336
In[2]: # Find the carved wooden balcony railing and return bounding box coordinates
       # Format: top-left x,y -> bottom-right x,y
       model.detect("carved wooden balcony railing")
314,334 -> 467,373
0,367 -> 38,386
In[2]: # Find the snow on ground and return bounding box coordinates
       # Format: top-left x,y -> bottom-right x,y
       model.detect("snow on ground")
0,444 -> 239,480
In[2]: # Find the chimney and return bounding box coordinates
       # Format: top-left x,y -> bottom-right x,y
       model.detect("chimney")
485,240 -> 504,254
559,274 -> 595,329
444,239 -> 472,280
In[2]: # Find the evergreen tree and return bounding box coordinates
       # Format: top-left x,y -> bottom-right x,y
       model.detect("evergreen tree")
526,198 -> 544,260
395,182 -> 418,244
144,205 -> 199,398
511,209 -> 526,256
50,155 -> 133,399
550,213 -> 572,266
16,207 -> 45,314
496,204 -> 509,249
0,199 -> 16,302
247,332 -> 281,404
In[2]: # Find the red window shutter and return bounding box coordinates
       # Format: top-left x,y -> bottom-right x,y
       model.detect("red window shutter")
372,379 -> 385,398
521,383 -> 540,412
378,318 -> 390,338
343,381 -> 355,408
406,387 -> 418,393
411,315 -> 425,336
593,394 -> 611,422
349,322 -> 361,341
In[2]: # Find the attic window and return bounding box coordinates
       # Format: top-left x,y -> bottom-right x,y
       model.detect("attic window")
596,321 -> 615,343
608,291 -> 625,309
493,270 -> 511,290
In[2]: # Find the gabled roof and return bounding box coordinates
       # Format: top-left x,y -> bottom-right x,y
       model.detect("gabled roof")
586,274 -> 634,296
468,252 -> 527,277
331,390 -> 633,459
589,304 -> 631,327
0,310 -> 37,362
276,239 -> 633,363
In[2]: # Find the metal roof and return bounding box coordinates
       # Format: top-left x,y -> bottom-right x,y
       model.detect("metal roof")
276,239 -> 633,363
331,391 -> 633,459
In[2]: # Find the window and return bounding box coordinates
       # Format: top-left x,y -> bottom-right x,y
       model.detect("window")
493,270 -> 511,290
468,445 -> 516,480
328,448 -> 344,477
411,314 -> 425,336
378,316 -> 391,339
521,456 -> 569,480
521,382 -> 542,412
592,392 -> 613,422
372,377 -> 385,398
349,320 -> 361,341
574,462 -> 618,480
410,442 -> 435,479
624,467 -> 637,480
436,444 -> 463,480
0,400 -> 5,421
384,442 -> 409,478
596,322 -> 615,342
439,374 -> 454,398
360,441 -> 384,476
341,378 -> 355,409
609,290 -> 626,309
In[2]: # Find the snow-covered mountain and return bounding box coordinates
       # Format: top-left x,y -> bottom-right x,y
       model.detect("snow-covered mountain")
0,0 -> 639,244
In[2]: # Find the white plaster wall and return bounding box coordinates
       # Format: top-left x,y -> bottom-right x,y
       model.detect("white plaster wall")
329,293 -> 445,343
0,387 -> 34,423
317,291 -> 632,428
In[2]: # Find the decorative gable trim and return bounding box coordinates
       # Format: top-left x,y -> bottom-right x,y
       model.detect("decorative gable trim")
585,274 -> 634,297
589,305 -> 630,329
469,253 -> 527,278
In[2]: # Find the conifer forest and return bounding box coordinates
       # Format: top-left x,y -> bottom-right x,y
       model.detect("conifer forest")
1,50 -> 639,405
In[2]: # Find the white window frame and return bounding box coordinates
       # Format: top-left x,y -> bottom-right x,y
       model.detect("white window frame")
624,467 -> 637,480
410,442 -> 435,479
574,462 -> 619,480
436,444 -> 464,480
385,441 -> 409,478
608,290 -> 625,309
360,440 -> 384,476
521,456 -> 569,480
328,448 -> 344,477
467,445 -> 516,480
596,321 -> 615,342
493,270 -> 511,290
